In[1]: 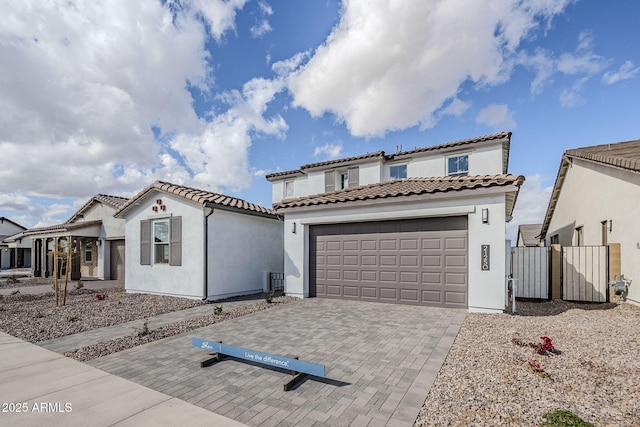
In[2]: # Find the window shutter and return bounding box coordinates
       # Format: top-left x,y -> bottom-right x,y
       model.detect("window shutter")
348,167 -> 359,188
324,170 -> 335,193
169,216 -> 182,266
140,220 -> 151,265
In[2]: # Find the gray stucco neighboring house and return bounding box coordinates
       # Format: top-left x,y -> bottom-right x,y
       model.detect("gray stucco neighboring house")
539,138 -> 640,306
1,217 -> 30,270
114,181 -> 283,301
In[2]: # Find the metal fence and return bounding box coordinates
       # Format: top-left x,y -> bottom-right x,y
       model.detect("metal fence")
511,246 -> 551,299
562,246 -> 608,302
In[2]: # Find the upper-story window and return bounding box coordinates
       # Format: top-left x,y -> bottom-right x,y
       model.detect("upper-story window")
339,171 -> 349,189
284,181 -> 294,198
325,167 -> 359,192
447,154 -> 469,177
389,164 -> 407,180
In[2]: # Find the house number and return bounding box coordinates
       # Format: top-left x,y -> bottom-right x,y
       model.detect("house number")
481,245 -> 490,271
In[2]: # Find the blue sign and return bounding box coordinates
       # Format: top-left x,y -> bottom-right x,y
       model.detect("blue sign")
192,338 -> 325,378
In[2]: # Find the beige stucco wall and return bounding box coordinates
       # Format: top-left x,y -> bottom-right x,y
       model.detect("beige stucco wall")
546,158 -> 640,304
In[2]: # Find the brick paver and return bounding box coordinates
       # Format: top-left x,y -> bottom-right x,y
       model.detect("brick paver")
88,298 -> 466,426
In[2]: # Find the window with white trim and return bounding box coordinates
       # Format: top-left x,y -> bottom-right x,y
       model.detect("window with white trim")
284,181 -> 294,198
339,171 -> 349,189
154,220 -> 170,264
390,164 -> 407,180
447,154 -> 469,176
85,241 -> 93,263
574,226 -> 584,246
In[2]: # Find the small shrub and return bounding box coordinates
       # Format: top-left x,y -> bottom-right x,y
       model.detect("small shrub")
33,311 -> 44,319
95,293 -> 108,300
74,280 -> 84,290
512,336 -> 557,355
265,291 -> 274,304
540,410 -> 593,427
67,316 -> 80,323
527,361 -> 552,379
137,320 -> 150,337
6,276 -> 19,284
214,305 -> 223,315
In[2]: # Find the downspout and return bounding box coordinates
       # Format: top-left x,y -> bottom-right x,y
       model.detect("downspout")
202,206 -> 215,301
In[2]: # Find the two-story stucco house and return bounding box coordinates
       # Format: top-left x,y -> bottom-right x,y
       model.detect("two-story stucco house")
8,195 -> 128,280
267,132 -> 524,313
115,181 -> 283,301
539,138 -> 640,306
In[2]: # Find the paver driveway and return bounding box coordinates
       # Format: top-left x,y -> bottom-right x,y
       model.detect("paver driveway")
88,298 -> 466,426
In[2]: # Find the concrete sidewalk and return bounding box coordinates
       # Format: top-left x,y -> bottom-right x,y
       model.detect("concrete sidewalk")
0,331 -> 246,427
38,297 -> 264,354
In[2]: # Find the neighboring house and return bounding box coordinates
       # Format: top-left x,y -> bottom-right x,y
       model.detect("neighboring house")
267,132 -> 524,313
539,138 -> 640,306
0,217 -> 30,270
516,224 -> 543,247
114,181 -> 283,301
9,195 -> 128,280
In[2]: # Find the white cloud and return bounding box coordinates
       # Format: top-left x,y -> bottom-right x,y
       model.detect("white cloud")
250,1 -> 273,38
603,60 -> 640,84
507,174 -> 553,242
438,98 -> 471,118
170,77 -> 287,191
0,0 -> 258,202
476,104 -> 516,130
517,48 -> 555,95
559,76 -> 588,107
557,32 -> 607,76
288,0 -> 573,137
313,143 -> 344,159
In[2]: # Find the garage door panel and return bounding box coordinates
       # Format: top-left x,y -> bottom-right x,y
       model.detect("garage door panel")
400,255 -> 418,266
326,285 -> 342,296
400,289 -> 419,302
445,292 -> 466,305
421,290 -> 442,303
422,255 -> 442,267
380,239 -> 397,250
310,217 -> 468,307
380,288 -> 398,300
400,272 -> 419,283
361,287 -> 377,298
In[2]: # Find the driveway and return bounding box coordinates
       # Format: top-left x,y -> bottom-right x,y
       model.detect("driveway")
88,298 -> 466,426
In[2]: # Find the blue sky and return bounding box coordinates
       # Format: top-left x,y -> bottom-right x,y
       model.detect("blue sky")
1,0 -> 639,242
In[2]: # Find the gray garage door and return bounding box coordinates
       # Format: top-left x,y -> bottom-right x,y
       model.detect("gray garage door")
310,217 -> 468,307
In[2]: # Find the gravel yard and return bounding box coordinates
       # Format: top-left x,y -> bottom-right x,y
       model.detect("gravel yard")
415,300 -> 640,427
0,287 -> 203,342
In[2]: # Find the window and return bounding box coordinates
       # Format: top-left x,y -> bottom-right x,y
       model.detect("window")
601,220 -> 608,245
284,181 -> 294,198
339,171 -> 349,189
550,234 -> 559,245
574,226 -> 584,246
390,164 -> 407,180
140,216 -> 182,266
447,155 -> 469,176
85,241 -> 93,263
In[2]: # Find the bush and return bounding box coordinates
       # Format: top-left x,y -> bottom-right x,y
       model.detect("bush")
540,410 -> 593,427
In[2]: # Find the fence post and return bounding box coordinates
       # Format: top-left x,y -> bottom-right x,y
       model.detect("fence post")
608,243 -> 621,302
550,244 -> 562,299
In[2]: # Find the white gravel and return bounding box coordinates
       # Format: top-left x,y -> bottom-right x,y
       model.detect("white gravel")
414,300 -> 640,427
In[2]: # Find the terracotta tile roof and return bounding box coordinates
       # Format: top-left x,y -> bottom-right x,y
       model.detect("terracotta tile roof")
565,139 -> 640,172
67,194 -> 129,223
116,181 -> 278,218
391,132 -> 511,158
266,132 -> 511,181
540,138 -> 640,239
274,174 -> 524,210
10,220 -> 103,239
517,224 -> 543,246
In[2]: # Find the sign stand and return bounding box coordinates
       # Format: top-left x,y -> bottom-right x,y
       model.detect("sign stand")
192,338 -> 326,391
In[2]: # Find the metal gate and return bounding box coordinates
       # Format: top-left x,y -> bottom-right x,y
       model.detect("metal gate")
562,246 -> 608,302
511,246 -> 551,299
